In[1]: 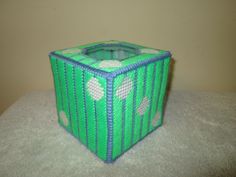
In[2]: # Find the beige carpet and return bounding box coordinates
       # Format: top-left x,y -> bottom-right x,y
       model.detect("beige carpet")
0,90 -> 235,177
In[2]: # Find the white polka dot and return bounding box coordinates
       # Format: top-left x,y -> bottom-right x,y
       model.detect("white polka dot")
137,97 -> 149,116
87,78 -> 104,101
99,60 -> 122,68
60,111 -> 68,126
62,48 -> 82,54
116,77 -> 133,99
140,48 -> 160,54
152,112 -> 160,127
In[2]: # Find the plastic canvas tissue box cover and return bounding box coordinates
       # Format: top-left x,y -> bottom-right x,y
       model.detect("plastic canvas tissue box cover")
49,40 -> 171,163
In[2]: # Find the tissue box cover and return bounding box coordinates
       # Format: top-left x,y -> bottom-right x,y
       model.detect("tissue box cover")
49,40 -> 171,163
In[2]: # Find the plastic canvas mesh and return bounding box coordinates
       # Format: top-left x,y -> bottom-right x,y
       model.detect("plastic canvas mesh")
115,77 -> 133,100
87,77 -> 104,100
49,40 -> 171,163
137,97 -> 149,116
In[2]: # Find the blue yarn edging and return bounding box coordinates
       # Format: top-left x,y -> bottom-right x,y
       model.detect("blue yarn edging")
106,77 -> 114,163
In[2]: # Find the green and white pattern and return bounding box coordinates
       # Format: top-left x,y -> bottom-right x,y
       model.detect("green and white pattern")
49,40 -> 171,163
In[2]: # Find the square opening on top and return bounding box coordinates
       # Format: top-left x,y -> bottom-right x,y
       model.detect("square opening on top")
82,43 -> 141,61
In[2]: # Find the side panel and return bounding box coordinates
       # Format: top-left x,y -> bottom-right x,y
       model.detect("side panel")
110,57 -> 171,161
50,56 -> 108,161
112,70 -> 136,159
84,72 -> 108,160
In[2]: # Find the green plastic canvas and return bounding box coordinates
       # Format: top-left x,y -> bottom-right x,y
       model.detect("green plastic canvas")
49,40 -> 171,163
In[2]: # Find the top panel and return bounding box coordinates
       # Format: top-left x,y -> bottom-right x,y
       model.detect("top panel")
49,40 -> 171,78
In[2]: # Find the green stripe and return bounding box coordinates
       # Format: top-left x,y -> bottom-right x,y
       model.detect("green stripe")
124,71 -> 135,150
57,60 -> 71,131
66,64 -> 79,137
133,66 -> 145,144
112,74 -> 125,159
95,75 -> 107,160
141,64 -> 154,138
84,72 -> 96,152
50,57 -> 63,115
74,68 -> 87,144
149,60 -> 164,131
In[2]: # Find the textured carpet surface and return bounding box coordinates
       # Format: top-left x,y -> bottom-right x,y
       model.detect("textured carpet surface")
0,90 -> 235,177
